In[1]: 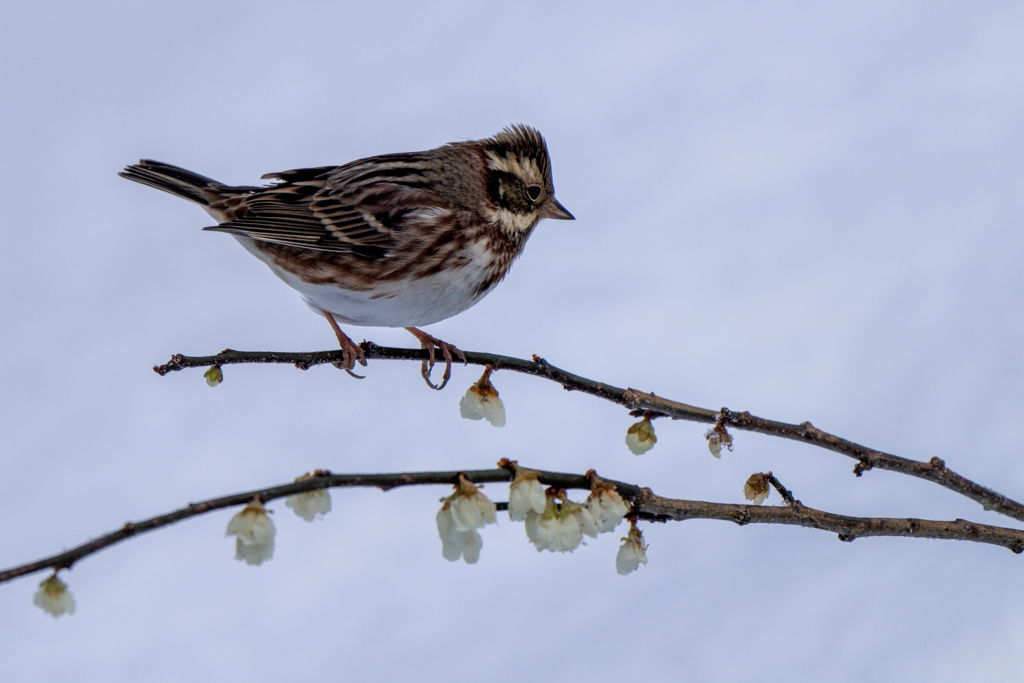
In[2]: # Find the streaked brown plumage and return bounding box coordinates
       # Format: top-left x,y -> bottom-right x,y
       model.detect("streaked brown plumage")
120,125 -> 573,388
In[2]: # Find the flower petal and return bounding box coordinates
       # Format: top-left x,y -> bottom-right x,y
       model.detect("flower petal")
625,418 -> 657,455
235,537 -> 274,565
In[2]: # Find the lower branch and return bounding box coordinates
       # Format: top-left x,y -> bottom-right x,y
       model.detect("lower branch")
3,466 -> 1022,585
637,490 -> 1024,551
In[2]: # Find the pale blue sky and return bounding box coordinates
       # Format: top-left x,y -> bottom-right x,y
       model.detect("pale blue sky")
1,2 -> 1023,681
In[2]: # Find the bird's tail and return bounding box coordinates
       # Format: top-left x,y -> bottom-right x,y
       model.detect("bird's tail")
119,160 -> 258,206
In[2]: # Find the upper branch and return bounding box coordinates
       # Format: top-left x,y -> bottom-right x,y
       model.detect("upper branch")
154,344 -> 1024,523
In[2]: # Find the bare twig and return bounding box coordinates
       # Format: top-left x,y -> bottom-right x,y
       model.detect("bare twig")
766,472 -> 798,506
153,344 -> 1024,523
636,490 -> 1024,551
4,466 -> 1023,585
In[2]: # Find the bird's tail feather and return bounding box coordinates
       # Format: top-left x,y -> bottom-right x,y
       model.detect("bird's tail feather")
119,160 -> 251,206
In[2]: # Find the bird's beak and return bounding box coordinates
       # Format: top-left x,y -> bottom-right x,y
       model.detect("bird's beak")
542,198 -> 575,221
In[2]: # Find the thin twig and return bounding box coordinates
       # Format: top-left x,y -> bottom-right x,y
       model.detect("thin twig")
4,466 -> 1023,585
153,344 -> 1024,523
766,472 -> 798,506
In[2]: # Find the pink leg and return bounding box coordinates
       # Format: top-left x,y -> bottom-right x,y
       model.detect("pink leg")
324,311 -> 367,378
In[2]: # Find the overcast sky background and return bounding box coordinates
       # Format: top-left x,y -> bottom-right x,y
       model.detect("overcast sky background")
1,2 -> 1023,681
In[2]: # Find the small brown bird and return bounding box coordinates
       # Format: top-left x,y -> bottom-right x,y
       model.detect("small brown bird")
120,125 -> 574,388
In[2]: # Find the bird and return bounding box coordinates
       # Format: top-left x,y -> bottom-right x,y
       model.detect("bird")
120,125 -> 574,389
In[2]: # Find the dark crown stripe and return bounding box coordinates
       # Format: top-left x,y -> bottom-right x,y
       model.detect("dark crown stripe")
486,124 -> 552,181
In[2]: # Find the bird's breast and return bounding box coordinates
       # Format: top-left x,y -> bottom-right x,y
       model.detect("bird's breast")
234,235 -> 511,327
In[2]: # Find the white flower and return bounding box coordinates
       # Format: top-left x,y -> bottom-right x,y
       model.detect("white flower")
526,509 -> 580,553
285,490 -> 331,522
449,483 -> 497,532
285,473 -> 332,522
508,467 -> 548,521
743,473 -> 770,506
625,418 -> 657,455
525,495 -> 594,552
587,484 -> 629,533
436,474 -> 496,564
578,505 -> 600,539
33,575 -> 75,618
436,504 -> 483,564
234,537 -> 275,565
707,434 -> 722,458
459,367 -> 505,427
616,523 -> 648,575
204,365 -> 223,387
705,426 -> 733,458
226,497 -> 276,566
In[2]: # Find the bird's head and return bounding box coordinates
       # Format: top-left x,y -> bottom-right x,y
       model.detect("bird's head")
482,125 -> 574,236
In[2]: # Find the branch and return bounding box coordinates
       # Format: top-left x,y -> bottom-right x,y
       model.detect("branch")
154,344 -> 1024,523
636,490 -> 1024,551
4,467 -> 1023,585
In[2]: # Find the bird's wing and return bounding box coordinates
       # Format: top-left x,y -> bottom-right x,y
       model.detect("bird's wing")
204,153 -> 445,258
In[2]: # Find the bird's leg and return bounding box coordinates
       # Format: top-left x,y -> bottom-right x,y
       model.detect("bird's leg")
404,327 -> 468,390
324,311 -> 367,379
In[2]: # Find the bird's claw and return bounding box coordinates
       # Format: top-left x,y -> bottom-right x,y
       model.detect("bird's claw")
406,328 -> 466,390
332,338 -> 367,378
331,361 -> 366,379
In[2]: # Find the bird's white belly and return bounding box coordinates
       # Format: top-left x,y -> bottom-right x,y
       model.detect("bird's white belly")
233,236 -> 493,328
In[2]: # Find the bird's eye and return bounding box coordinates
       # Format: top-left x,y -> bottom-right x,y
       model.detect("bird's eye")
526,185 -> 542,201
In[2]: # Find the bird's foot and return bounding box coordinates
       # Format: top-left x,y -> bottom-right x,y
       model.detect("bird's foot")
324,311 -> 366,379
405,327 -> 467,390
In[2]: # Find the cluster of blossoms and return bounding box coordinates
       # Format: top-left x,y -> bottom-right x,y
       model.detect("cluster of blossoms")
437,462 -> 648,575
456,366 -> 653,572
519,471 -> 631,553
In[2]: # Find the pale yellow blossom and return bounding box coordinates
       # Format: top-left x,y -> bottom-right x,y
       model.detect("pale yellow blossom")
587,484 -> 629,533
33,575 -> 75,618
226,497 -> 276,566
616,523 -> 648,575
626,418 -> 657,455
460,367 -> 505,427
285,473 -> 332,522
436,474 -> 496,563
508,466 -> 548,521
204,366 -> 223,387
